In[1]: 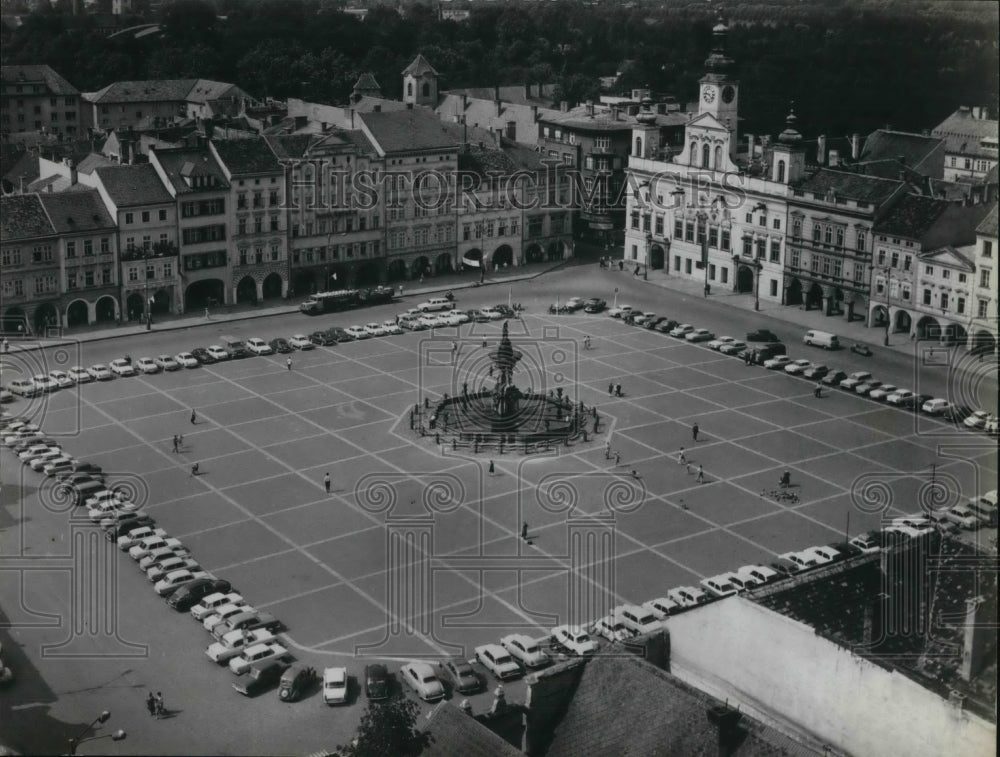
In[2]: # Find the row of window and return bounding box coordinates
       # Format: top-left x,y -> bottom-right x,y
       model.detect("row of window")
294,215 -> 377,237
291,241 -> 381,264
238,216 -> 281,235
126,262 -> 174,282
182,251 -> 226,271
180,198 -> 225,218
790,217 -> 867,253
236,191 -> 281,209
462,218 -> 520,241
124,209 -> 169,225
67,269 -> 114,289
1,276 -> 58,297
182,225 -> 226,245
66,239 -> 112,257
740,236 -> 782,263
3,245 -> 54,266
237,247 -> 283,266
670,218 -> 733,252
948,156 -> 993,172
389,226 -> 453,249
1,110 -> 76,122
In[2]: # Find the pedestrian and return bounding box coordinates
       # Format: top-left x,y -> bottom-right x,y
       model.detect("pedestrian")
615,383 -> 622,397
692,423 -> 699,441
521,522 -> 528,541
324,472 -> 331,493
172,435 -> 179,453
154,692 -> 164,719
678,447 -> 686,465
190,409 -> 197,425
287,357 -> 292,371
686,462 -> 693,475
1,338 -> 8,353
191,463 -> 200,476
489,460 -> 495,476
204,307 -> 210,320
146,692 -> 156,717
696,465 -> 705,484
483,339 -> 488,349
178,434 -> 184,448
605,441 -> 611,459
608,382 -> 614,396
451,341 -> 458,355
399,285 -> 404,296
631,469 -> 641,479
814,382 -> 822,398
614,451 -> 621,466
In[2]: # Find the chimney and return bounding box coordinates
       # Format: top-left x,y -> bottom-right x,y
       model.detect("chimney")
461,93 -> 468,111
494,84 -> 500,104
373,104 -> 381,113
971,106 -> 981,119
530,105 -> 538,121
294,115 -> 307,129
707,705 -> 743,757
851,133 -> 860,160
496,97 -> 502,118
816,134 -> 826,165
829,149 -> 840,167
586,100 -> 594,117
560,101 -> 569,112
66,158 -> 78,186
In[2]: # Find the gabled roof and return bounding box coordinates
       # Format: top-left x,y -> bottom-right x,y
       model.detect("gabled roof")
932,108 -> 999,158
860,129 -> 944,170
1,64 -> 78,95
436,94 -> 560,146
418,703 -> 522,757
445,84 -> 556,107
402,54 -> 438,77
210,137 -> 281,176
1,149 -> 39,192
920,244 -> 975,271
94,164 -> 173,207
263,134 -> 316,160
976,203 -> 998,237
150,147 -> 229,194
458,141 -> 546,178
83,78 -> 244,105
76,153 -> 116,175
353,72 -> 381,91
793,168 -> 903,205
1,194 -> 55,240
542,655 -> 822,757
873,194 -> 951,239
38,189 -> 116,234
359,109 -> 461,154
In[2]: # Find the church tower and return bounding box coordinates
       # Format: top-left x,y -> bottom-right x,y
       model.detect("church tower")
771,107 -> 806,184
698,18 -> 739,159
402,54 -> 439,107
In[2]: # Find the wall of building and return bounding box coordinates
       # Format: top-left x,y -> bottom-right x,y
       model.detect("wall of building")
664,597 -> 996,757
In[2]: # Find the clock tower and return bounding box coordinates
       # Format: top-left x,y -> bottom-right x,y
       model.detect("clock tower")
698,18 -> 739,158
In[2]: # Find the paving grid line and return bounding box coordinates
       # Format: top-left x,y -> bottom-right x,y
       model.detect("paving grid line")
22,310 -> 983,655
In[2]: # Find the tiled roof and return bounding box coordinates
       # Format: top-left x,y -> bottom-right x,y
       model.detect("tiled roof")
83,79 -> 244,105
543,655 -> 822,757
977,203 -> 998,236
27,174 -> 68,193
921,201 -> 993,251
352,95 -> 410,114
1,64 -> 79,95
458,142 -> 546,178
419,703 -> 522,757
151,147 -> 229,194
360,109 -> 461,154
793,168 -> 903,205
210,137 -> 281,176
353,72 -> 381,91
186,79 -> 243,104
38,189 -> 115,233
76,153 -> 116,175
1,149 -> 39,192
932,108 -> 999,158
263,134 -> 316,160
860,129 -> 944,169
402,54 -> 438,77
1,194 -> 55,241
873,194 -> 950,239
94,164 -> 173,206
445,84 -> 556,107
920,244 -> 976,270
436,94 -> 560,146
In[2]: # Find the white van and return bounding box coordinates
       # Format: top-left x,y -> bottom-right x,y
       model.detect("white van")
969,493 -> 998,527
803,330 -> 840,350
418,297 -> 454,312
614,604 -> 661,636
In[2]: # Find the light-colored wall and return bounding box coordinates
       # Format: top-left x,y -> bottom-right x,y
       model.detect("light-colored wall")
664,597 -> 996,757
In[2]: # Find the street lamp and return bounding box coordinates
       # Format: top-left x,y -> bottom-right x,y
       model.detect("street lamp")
870,265 -> 891,346
67,710 -> 126,755
753,257 -> 763,311
142,246 -> 152,331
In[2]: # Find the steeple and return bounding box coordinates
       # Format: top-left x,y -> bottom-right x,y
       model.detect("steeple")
703,16 -> 734,79
402,54 -> 439,107
771,104 -> 806,184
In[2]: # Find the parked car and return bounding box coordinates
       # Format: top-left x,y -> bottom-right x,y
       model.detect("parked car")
68,366 -> 94,383
802,364 -> 830,380
364,322 -> 387,337
961,410 -> 993,429
822,370 -> 848,386
153,569 -> 210,597
802,545 -> 843,564
232,659 -> 290,697
309,331 -> 337,346
401,661 -> 445,702
155,355 -> 182,371
550,625 -> 598,656
48,370 -> 74,388
583,298 -> 607,313
117,526 -> 166,551
87,364 -> 113,381
206,345 -> 231,361
700,574 -> 740,598
439,658 -> 482,694
739,565 -> 779,586
364,663 -> 391,700
719,340 -> 748,356
381,320 -> 403,335
778,551 -> 819,572
167,578 -> 234,611
643,316 -> 670,330
591,615 -> 630,642
202,603 -> 249,632
500,634 -> 551,668
211,610 -> 281,640
685,328 -> 715,342
191,592 -> 245,621
655,319 -> 680,333
607,305 -> 634,318
944,504 -> 981,530
278,665 -> 317,702
474,644 -> 522,680
839,371 -> 872,390
784,359 -> 812,375
642,598 -> 679,620
229,642 -> 289,675
746,329 -> 779,342
763,355 -> 792,370
707,336 -> 736,351
146,556 -> 201,584
289,334 -> 314,350
479,306 -> 503,320
32,374 -> 59,393
246,338 -> 273,355
7,379 -> 39,397
207,628 -> 277,664
921,398 -> 951,416
868,384 -> 898,401
854,379 -> 883,396
132,357 -> 159,375
848,532 -> 882,554
344,326 -> 369,340
190,348 -> 216,365
666,586 -> 708,608
109,358 -> 136,377
322,666 -> 349,704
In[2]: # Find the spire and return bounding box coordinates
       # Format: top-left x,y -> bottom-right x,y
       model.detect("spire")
704,15 -> 733,74
778,103 -> 802,144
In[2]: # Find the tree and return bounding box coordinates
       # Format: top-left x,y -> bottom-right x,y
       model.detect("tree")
339,698 -> 427,757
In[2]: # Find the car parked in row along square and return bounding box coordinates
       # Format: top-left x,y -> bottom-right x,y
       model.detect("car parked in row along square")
550,625 -> 598,656
322,667 -> 349,705
232,659 -> 290,697
500,634 -> 551,669
278,665 -> 317,702
69,366 -> 94,383
401,661 -> 445,702
439,658 -> 482,694
246,338 -> 273,355
474,644 -> 522,680
156,355 -> 182,371
229,642 -> 289,675
110,359 -> 136,377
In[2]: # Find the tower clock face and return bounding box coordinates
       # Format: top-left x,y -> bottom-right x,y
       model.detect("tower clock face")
702,87 -> 716,104
722,85 -> 736,104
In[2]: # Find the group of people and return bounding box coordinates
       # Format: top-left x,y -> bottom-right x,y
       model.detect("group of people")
598,257 -> 624,271
607,382 -> 624,397
146,691 -> 165,719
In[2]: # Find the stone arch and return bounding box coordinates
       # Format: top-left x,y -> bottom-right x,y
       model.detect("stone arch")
387,259 -> 408,281
126,293 -> 145,321
236,276 -> 258,304
461,248 -> 483,270
2,307 -> 27,335
893,309 -> 911,334
492,245 -> 514,268
714,145 -> 722,169
649,244 -> 665,270
152,288 -> 171,314
185,279 -> 224,310
524,244 -> 543,264
970,330 -> 996,354
355,260 -> 381,287
777,160 -> 786,183
870,304 -> 889,327
634,136 -> 642,156
916,315 -> 942,340
292,270 -> 316,297
546,241 -> 565,261
66,299 -> 89,328
737,265 -> 754,293
435,253 -> 453,274
786,278 -> 803,306
94,296 -> 117,324
805,281 -> 824,311
34,302 -> 59,331
412,256 -> 431,279
701,143 -> 711,169
946,322 -> 967,346
262,273 -> 283,300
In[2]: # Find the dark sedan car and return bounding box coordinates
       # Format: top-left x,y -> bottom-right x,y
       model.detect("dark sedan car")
191,347 -> 217,365
822,370 -> 848,386
269,338 -> 293,354
103,514 -> 154,538
643,316 -> 670,330
310,331 -> 337,346
439,658 -> 482,695
654,319 -> 680,333
278,665 -> 317,702
903,393 -> 934,411
167,578 -> 233,611
802,365 -> 830,380
583,298 -> 607,313
328,327 -> 351,342
365,663 -> 390,700
233,659 -> 291,697
747,329 -> 779,342
466,309 -> 489,323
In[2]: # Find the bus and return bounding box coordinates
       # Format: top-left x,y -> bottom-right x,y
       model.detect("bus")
299,290 -> 361,315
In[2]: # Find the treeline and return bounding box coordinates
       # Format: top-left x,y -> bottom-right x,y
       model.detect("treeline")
1,0 -> 996,138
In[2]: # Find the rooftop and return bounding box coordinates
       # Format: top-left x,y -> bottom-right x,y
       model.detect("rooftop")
94,163 -> 173,207
359,109 -> 462,154
150,147 -> 229,194
793,168 -> 903,205
977,203 -> 998,237
753,537 -> 997,721
38,189 -> 116,234
210,137 -> 282,176
540,103 -> 687,132
445,84 -> 556,108
402,54 -> 438,77
932,107 -> 999,158
1,64 -> 79,95
417,702 -> 522,757
539,655 -> 822,757
458,141 -> 546,178
0,194 -> 56,241
83,78 -> 243,105
860,129 -> 944,169
873,194 -> 951,239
